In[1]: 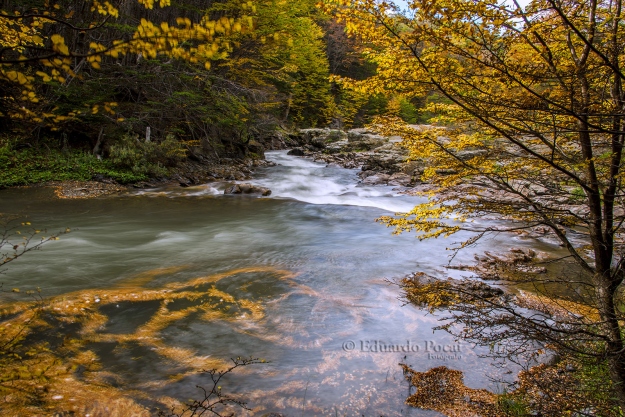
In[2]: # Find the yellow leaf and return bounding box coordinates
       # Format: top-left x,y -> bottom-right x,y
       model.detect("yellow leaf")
36,71 -> 52,82
5,71 -> 18,81
17,72 -> 28,85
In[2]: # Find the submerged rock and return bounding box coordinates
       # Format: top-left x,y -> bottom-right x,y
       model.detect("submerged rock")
224,183 -> 272,196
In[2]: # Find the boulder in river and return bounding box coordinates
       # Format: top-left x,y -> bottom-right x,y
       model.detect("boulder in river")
361,173 -> 391,185
388,172 -> 412,186
295,128 -> 347,149
346,129 -> 387,150
287,148 -> 306,156
224,183 -> 272,196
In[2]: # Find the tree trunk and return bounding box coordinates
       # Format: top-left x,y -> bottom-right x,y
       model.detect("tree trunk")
595,273 -> 625,408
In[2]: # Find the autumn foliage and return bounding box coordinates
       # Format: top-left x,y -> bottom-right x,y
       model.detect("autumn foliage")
324,0 -> 625,412
0,0 -> 342,169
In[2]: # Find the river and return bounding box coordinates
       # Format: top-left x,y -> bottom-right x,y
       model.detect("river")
0,151 -> 562,416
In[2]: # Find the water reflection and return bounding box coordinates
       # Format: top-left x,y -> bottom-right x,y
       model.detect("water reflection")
0,152 -> 564,415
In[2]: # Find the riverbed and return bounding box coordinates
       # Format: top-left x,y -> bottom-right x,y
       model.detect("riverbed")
0,151 -> 562,416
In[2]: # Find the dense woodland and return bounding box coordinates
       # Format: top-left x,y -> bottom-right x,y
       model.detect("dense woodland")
0,0 -> 423,186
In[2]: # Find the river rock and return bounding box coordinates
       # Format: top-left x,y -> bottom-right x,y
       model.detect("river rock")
361,148 -> 409,174
401,160 -> 426,177
456,149 -> 488,161
318,152 -> 361,169
287,148 -> 306,156
388,172 -> 412,186
358,170 -> 377,179
224,183 -> 272,196
348,127 -> 376,136
255,129 -> 296,150
296,128 -> 347,149
323,138 -> 350,154
361,173 -> 391,185
436,168 -> 458,175
346,129 -> 387,151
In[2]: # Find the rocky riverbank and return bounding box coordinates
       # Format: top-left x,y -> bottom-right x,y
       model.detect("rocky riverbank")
144,157 -> 276,188
46,156 -> 277,199
285,127 -> 425,187
33,125 -> 422,199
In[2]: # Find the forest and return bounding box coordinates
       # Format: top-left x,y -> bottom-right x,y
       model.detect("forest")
0,0 -> 420,187
2,0 -> 625,416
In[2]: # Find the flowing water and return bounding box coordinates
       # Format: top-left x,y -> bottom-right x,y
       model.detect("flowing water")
0,151 -> 564,416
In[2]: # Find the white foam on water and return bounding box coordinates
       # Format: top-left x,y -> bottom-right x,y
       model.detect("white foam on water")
250,151 -> 424,213
135,231 -> 193,249
133,183 -> 224,198
126,151 -> 422,212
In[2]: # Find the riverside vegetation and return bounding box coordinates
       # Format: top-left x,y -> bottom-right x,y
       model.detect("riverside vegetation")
2,0 -> 625,416
0,0 -> 423,189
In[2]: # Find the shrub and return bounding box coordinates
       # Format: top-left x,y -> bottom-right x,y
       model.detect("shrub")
108,133 -> 188,177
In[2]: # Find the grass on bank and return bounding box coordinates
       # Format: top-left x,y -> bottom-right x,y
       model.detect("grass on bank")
0,146 -> 146,188
0,133 -> 191,188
